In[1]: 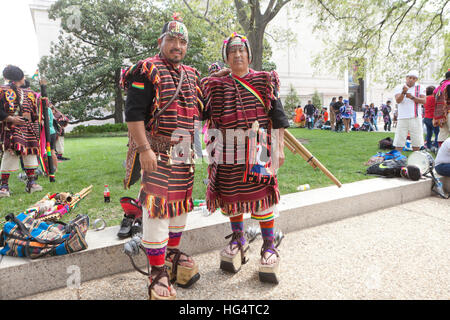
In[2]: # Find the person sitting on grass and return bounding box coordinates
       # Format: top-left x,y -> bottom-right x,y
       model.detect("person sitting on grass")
435,137 -> 450,177
361,116 -> 375,132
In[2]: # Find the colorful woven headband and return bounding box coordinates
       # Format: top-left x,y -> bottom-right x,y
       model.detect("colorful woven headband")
221,32 -> 252,64
208,62 -> 222,75
159,14 -> 189,43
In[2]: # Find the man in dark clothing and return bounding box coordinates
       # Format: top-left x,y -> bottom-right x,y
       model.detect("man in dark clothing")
333,96 -> 344,131
382,100 -> 392,131
304,100 -> 316,130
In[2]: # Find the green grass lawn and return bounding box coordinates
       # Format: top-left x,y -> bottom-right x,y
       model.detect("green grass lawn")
0,128 -> 397,227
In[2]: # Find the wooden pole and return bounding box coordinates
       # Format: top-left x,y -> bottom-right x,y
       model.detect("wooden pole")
284,130 -> 342,187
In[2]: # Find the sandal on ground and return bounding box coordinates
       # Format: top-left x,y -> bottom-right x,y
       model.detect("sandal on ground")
148,265 -> 176,300
165,248 -> 200,288
258,239 -> 280,284
25,181 -> 42,194
220,231 -> 249,273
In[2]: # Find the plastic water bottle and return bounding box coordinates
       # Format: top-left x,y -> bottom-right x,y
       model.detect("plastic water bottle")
104,185 -> 110,203
297,184 -> 310,191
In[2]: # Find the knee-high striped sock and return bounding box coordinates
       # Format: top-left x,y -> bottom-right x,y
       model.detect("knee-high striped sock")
1,173 -> 10,186
229,214 -> 245,244
230,214 -> 244,233
25,169 -> 35,179
259,219 -> 275,244
145,247 -> 166,267
168,232 -> 182,248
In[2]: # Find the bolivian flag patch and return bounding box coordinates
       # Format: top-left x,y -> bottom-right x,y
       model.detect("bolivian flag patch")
131,82 -> 145,90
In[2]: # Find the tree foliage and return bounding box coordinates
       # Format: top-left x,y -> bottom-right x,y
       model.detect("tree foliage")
312,90 -> 322,109
40,0 -> 211,123
284,83 -> 300,116
40,0 -> 164,123
304,0 -> 449,87
180,0 -> 285,71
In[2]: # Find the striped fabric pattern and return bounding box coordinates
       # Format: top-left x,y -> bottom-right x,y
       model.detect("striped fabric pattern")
168,231 -> 182,247
0,86 -> 40,155
168,224 -> 185,232
122,55 -> 203,219
202,70 -> 281,216
131,82 -> 145,90
142,237 -> 169,249
251,210 -> 275,221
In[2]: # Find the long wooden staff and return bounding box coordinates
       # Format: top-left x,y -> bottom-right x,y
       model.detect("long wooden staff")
284,129 -> 342,187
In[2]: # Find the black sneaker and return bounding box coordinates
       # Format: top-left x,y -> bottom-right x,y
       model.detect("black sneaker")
117,215 -> 134,239
130,218 -> 142,237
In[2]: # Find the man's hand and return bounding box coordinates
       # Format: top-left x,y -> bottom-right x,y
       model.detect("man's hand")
140,149 -> 158,173
405,93 -> 414,100
402,85 -> 409,94
6,116 -> 26,125
211,68 -> 231,77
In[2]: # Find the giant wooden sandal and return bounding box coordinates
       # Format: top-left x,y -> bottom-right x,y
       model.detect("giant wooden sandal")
220,231 -> 249,273
258,239 -> 281,284
165,248 -> 200,288
148,265 -> 176,300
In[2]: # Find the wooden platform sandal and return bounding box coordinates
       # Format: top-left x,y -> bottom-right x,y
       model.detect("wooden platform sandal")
165,248 -> 200,288
258,239 -> 280,284
148,265 -> 177,300
220,231 -> 249,273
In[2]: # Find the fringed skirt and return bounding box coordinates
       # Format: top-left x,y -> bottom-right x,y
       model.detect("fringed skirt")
139,153 -> 194,219
206,163 -> 280,217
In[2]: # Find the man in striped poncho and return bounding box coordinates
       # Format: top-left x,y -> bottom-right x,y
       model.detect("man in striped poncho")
202,33 -> 289,283
0,65 -> 42,197
123,15 -> 204,300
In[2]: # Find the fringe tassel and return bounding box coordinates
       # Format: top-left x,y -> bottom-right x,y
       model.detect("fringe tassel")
13,143 -> 39,156
141,193 -> 194,219
207,190 -> 280,217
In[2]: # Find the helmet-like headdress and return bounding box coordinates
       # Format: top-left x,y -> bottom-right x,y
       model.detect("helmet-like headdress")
221,32 -> 252,64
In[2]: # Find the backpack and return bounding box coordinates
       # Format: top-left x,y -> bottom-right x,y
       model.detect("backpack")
0,213 -> 89,259
120,197 -> 142,219
379,137 -> 395,150
366,158 -> 407,177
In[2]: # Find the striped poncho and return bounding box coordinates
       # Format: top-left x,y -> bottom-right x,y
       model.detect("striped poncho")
122,55 -> 204,219
202,70 -> 281,216
0,85 -> 40,155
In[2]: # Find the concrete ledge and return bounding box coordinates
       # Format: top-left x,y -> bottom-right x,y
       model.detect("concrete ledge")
0,177 -> 432,299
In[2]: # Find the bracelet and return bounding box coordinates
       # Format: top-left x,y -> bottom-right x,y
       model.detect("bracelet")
136,144 -> 151,153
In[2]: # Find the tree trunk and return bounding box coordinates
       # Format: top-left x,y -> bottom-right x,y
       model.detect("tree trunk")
114,68 -> 124,124
248,25 -> 266,71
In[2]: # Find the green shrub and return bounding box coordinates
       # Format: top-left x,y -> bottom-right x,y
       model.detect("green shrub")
69,123 -> 128,135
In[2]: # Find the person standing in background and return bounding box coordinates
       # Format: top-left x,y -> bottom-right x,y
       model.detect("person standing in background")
382,100 -> 392,132
423,86 -> 439,152
340,99 -> 353,133
304,100 -> 316,130
329,97 -> 336,131
393,70 -> 426,151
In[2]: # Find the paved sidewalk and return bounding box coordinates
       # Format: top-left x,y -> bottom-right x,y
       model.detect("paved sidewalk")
22,197 -> 449,300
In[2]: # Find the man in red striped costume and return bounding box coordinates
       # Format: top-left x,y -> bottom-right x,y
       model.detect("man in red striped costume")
1,65 -> 42,197
202,33 -> 289,283
123,15 -> 203,300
